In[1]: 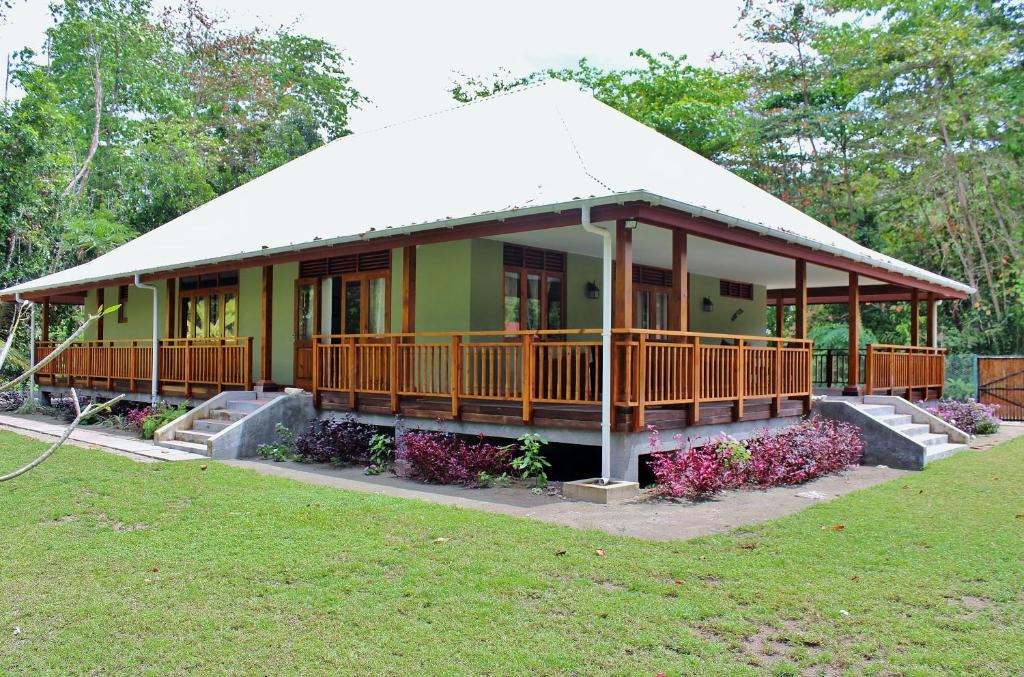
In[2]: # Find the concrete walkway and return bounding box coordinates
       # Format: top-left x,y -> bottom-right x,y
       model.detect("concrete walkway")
0,413 -> 207,462
226,459 -> 909,541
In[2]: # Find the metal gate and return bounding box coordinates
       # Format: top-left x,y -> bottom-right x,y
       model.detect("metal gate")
977,356 -> 1024,421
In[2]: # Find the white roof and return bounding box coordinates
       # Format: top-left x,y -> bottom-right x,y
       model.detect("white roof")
2,80 -> 971,297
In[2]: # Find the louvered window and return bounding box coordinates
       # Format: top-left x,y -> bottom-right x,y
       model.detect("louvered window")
503,244 -> 566,332
300,250 -> 392,279
720,279 -> 753,300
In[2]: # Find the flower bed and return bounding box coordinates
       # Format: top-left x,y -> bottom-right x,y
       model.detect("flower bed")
293,415 -> 379,464
922,399 -> 1000,435
647,417 -> 864,500
398,430 -> 516,487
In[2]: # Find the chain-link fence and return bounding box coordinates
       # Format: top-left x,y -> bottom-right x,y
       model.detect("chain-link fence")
945,354 -> 977,400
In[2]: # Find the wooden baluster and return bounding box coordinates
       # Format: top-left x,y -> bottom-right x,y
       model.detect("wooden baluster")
105,341 -> 113,390
521,334 -> 532,423
691,336 -> 701,424
772,340 -> 782,416
450,335 -> 461,419
634,333 -> 647,432
217,338 -> 224,393
389,335 -> 399,412
129,340 -> 137,392
311,336 -> 319,404
346,337 -> 357,409
736,339 -> 745,421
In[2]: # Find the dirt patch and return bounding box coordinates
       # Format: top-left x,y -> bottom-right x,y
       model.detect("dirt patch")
945,594 -> 995,618
595,579 -> 626,591
47,514 -> 80,525
95,512 -> 149,532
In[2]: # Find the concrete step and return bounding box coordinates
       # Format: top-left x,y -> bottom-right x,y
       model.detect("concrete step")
193,418 -> 233,433
209,408 -> 247,422
916,432 -> 949,447
175,429 -> 214,445
159,439 -> 209,455
856,404 -> 897,417
893,423 -> 931,437
877,414 -> 913,427
925,443 -> 968,463
225,399 -> 263,413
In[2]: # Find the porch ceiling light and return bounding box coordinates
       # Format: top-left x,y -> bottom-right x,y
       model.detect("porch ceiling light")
702,297 -> 714,312
624,218 -> 639,230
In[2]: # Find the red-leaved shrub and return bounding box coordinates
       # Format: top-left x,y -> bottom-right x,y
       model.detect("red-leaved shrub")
647,417 -> 863,499
399,430 -> 515,486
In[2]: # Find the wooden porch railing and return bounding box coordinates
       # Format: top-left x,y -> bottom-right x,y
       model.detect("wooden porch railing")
34,337 -> 253,397
864,344 -> 945,398
313,328 -> 813,430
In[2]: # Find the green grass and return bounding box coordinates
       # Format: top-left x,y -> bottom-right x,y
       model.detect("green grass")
1,432 -> 1022,676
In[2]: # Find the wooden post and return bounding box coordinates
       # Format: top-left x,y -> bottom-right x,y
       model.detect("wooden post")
184,339 -> 192,399
166,278 -> 176,338
736,339 -> 745,420
794,260 -> 807,340
691,336 -> 701,424
450,335 -> 461,419
106,340 -> 113,390
129,340 -> 137,392
96,288 -> 105,340
634,333 -> 647,432
926,292 -> 937,347
865,344 -> 875,395
845,272 -> 861,394
613,220 -> 633,330
401,246 -> 416,333
259,265 -> 273,386
910,288 -> 920,347
670,230 -> 688,331
389,335 -> 399,412
347,336 -> 357,410
772,340 -> 782,416
775,300 -> 784,338
521,334 -> 533,423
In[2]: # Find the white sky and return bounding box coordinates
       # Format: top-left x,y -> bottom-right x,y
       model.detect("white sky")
1,0 -> 744,131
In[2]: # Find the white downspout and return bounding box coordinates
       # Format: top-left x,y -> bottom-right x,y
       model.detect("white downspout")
580,203 -> 613,482
15,294 -> 36,399
134,274 -> 159,405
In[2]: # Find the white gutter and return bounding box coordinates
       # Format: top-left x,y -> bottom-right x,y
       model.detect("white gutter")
134,274 -> 159,405
579,203 -> 613,482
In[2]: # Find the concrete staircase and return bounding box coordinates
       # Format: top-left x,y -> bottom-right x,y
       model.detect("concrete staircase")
158,394 -> 281,456
814,395 -> 970,470
850,401 -> 967,464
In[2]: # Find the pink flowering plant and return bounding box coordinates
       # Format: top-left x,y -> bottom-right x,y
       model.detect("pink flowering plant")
647,417 -> 864,500
398,429 -> 516,487
921,399 -> 1000,435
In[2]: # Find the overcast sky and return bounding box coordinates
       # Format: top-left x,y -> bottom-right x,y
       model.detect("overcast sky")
1,0 -> 744,131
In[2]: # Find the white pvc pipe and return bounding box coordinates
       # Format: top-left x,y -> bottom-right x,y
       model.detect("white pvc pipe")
580,204 -> 613,481
134,274 -> 159,405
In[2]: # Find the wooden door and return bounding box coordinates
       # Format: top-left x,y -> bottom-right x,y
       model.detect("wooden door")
293,278 -> 319,389
978,356 -> 1024,421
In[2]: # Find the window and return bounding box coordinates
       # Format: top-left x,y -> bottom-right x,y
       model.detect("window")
633,265 -> 671,331
177,271 -> 239,339
720,279 -> 753,300
117,285 -> 128,323
502,244 -> 565,332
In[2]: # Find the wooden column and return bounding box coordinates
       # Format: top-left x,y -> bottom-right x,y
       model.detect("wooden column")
794,260 -> 808,339
166,278 -> 176,338
845,272 -> 861,394
670,230 -> 688,331
258,265 -> 274,386
613,220 -> 633,329
401,245 -> 416,333
41,299 -> 50,341
926,292 -> 937,347
775,300 -> 785,338
96,288 -> 104,341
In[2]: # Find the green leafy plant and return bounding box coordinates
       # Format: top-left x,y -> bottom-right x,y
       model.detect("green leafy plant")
475,471 -> 512,488
140,402 -> 190,439
257,424 -> 298,462
364,433 -> 393,475
510,433 -> 550,487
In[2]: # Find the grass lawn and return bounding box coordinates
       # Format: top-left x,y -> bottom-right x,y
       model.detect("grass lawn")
1,431 -> 1022,676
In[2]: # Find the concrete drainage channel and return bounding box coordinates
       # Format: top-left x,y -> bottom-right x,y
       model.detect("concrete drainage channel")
814,395 -> 970,470
154,390 -> 315,459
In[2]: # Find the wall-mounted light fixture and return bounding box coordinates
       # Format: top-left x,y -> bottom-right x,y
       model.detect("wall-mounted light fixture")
585,281 -> 600,300
624,218 -> 639,230
702,297 -> 714,313
731,308 -> 745,322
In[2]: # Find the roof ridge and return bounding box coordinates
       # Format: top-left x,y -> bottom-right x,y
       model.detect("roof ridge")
553,101 -> 615,194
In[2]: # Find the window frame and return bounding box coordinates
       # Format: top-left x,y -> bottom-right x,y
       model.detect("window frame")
178,283 -> 240,340
117,285 -> 128,324
502,249 -> 567,334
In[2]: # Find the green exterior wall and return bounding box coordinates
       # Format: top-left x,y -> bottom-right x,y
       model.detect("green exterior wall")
566,252 -> 603,330
688,272 -> 767,337
238,266 -> 262,380
83,281 -> 170,341
271,261 -> 298,385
